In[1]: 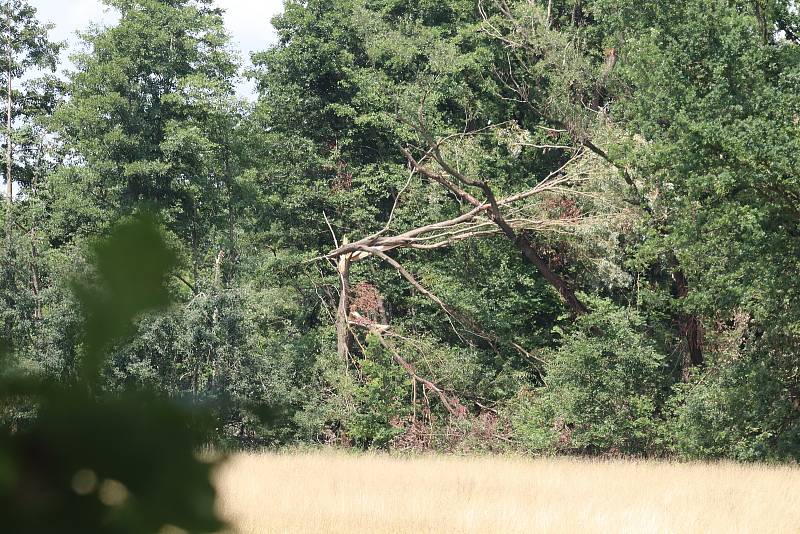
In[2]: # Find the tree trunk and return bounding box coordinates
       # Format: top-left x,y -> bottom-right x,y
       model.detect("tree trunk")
481,185 -> 588,316
572,0 -> 584,27
29,226 -> 41,320
411,148 -> 589,316
190,212 -> 199,291
515,234 -> 588,315
674,269 -> 703,381
336,254 -> 352,364
753,1 -> 770,44
224,140 -> 236,286
5,3 -> 11,204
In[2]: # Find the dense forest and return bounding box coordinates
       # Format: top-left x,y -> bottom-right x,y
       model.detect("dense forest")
2,0 -> 800,464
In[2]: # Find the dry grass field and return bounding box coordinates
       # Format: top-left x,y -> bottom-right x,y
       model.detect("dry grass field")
214,451 -> 800,533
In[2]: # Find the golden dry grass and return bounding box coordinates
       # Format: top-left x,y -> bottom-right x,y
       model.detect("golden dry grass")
214,451 -> 800,534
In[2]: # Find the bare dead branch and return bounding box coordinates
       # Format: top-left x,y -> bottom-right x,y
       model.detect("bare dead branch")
371,332 -> 463,417
323,210 -> 339,249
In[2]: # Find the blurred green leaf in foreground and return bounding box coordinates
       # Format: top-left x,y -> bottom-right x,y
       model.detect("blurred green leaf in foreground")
0,215 -> 227,533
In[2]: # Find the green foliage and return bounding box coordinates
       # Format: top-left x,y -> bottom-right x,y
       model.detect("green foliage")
0,217 -> 226,533
74,215 -> 177,378
667,340 -> 800,462
107,285 -> 313,445
0,391 -> 222,534
53,0 -> 239,239
348,336 -> 411,448
0,0 -> 61,78
513,299 -> 667,455
2,0 -> 800,467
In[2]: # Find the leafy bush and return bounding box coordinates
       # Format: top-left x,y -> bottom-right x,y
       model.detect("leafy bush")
347,336 -> 411,448
512,299 -> 667,455
667,344 -> 800,462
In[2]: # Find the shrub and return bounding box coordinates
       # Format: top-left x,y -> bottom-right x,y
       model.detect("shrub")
512,298 -> 667,455
667,342 -> 800,461
347,336 -> 412,448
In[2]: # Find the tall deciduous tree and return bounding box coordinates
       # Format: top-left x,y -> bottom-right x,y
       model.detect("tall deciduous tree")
1,0 -> 60,204
54,0 -> 238,256
49,0 -> 299,442
0,0 -> 60,365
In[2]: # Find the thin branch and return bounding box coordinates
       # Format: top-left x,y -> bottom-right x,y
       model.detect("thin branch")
174,273 -> 197,294
323,210 -> 339,249
371,331 -> 462,417
377,166 -> 416,236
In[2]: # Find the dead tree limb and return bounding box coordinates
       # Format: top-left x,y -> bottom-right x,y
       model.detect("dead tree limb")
376,334 -> 463,417
351,322 -> 465,418
409,131 -> 589,315
481,1 -> 708,371
336,253 -> 352,364
342,245 -> 550,379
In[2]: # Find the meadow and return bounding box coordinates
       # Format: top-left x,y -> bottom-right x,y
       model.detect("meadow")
215,451 -> 800,533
